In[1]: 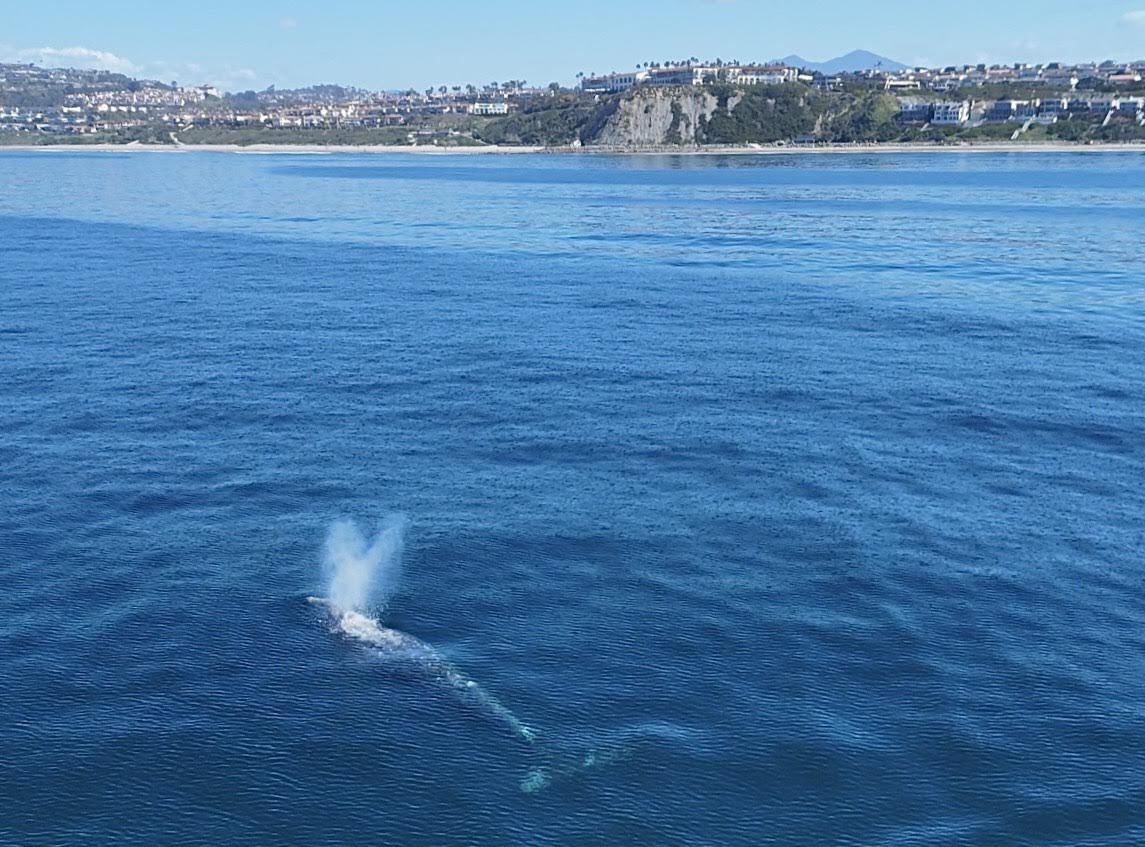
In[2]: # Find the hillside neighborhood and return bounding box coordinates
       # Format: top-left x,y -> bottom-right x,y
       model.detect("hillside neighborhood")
2,54 -> 1143,146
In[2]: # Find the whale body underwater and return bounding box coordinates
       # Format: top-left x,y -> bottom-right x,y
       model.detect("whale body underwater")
307,518 -> 631,792
307,596 -> 537,744
308,595 -> 641,793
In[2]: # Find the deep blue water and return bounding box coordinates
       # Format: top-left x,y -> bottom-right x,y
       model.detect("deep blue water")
3,149 -> 1145,845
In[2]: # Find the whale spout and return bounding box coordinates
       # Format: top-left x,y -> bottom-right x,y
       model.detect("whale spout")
323,515 -> 406,614
309,517 -> 535,745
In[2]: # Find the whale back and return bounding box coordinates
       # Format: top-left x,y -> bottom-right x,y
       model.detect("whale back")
309,597 -> 535,743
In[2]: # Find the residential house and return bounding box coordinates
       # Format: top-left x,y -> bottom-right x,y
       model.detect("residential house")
931,101 -> 970,124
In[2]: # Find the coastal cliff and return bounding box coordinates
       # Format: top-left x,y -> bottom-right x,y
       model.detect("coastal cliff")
472,85 -> 825,148
578,85 -> 855,147
589,87 -> 734,146
579,85 -> 912,148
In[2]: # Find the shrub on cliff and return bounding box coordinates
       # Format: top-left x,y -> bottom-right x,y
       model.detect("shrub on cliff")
700,83 -> 824,144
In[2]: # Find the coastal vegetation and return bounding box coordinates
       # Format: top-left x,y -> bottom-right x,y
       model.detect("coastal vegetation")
699,84 -> 822,143
4,79 -> 1144,148
470,93 -> 601,145
465,81 -> 1144,147
175,126 -> 444,146
0,124 -> 173,145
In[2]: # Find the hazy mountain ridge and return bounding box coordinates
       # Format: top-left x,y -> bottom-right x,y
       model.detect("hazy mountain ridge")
779,50 -> 908,74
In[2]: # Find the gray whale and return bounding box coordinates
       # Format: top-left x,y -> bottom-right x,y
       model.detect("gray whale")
308,596 -> 536,743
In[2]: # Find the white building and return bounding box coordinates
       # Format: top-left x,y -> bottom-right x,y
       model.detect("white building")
735,71 -> 787,85
931,101 -> 970,124
1042,71 -> 1079,89
733,65 -> 798,86
469,102 -> 509,116
581,71 -> 650,92
648,66 -> 712,86
1088,96 -> 1120,113
884,77 -> 922,91
1118,96 -> 1145,114
1015,100 -> 1040,120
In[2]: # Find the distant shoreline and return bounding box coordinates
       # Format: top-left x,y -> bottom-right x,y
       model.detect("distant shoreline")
3,141 -> 1144,155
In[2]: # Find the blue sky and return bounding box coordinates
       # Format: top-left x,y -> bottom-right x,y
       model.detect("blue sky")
2,0 -> 1144,91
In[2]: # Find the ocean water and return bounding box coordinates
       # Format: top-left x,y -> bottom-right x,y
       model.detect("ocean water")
2,148 -> 1145,846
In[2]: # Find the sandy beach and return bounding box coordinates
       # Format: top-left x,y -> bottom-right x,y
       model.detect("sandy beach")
0,142 -> 544,155
2,141 -> 1143,155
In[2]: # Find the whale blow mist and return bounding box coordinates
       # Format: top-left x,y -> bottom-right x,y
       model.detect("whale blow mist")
312,515 -> 537,748
323,515 -> 407,613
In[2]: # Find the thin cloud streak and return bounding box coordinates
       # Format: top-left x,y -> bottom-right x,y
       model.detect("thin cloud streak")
5,46 -> 138,73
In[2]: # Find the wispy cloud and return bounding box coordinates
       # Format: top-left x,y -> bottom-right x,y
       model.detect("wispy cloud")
5,46 -> 138,73
195,67 -> 261,91
278,17 -> 299,30
1123,10 -> 1145,24
44,55 -> 265,91
224,67 -> 259,84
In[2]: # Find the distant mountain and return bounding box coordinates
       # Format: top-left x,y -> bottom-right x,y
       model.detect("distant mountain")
779,50 -> 908,74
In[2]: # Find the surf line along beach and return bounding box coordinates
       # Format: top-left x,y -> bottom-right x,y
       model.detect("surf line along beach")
6,140 -> 1145,155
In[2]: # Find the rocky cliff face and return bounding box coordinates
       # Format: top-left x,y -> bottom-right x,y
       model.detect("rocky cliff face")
587,88 -> 739,147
